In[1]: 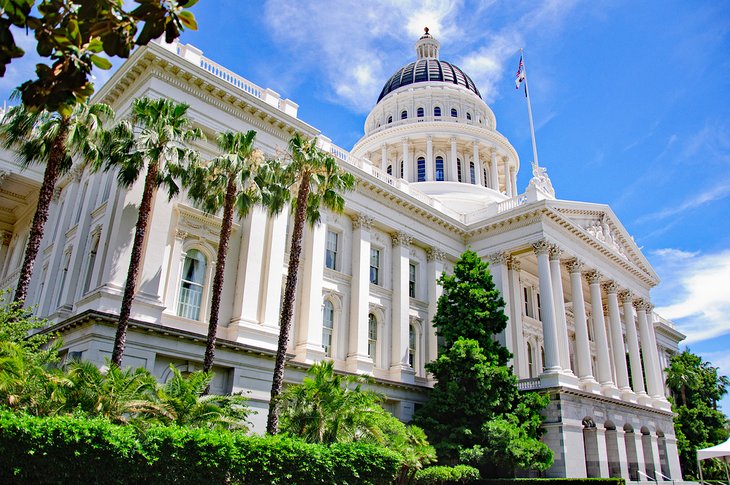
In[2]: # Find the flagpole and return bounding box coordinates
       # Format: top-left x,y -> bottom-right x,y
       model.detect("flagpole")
521,48 -> 540,168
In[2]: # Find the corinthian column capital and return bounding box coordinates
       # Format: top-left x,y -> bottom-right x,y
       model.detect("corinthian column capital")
585,270 -> 603,285
487,251 -> 509,265
618,290 -> 634,304
426,247 -> 445,262
564,258 -> 583,274
532,239 -> 551,255
602,280 -> 620,294
390,231 -> 412,248
351,213 -> 373,230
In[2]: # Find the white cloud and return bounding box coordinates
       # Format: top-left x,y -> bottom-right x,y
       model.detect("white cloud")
263,0 -> 578,112
651,248 -> 730,344
636,180 -> 730,223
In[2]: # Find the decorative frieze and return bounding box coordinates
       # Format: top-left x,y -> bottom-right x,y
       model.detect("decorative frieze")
390,231 -> 412,248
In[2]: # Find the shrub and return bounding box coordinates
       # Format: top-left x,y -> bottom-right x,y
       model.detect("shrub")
474,479 -> 625,485
415,464 -> 481,484
0,409 -> 401,484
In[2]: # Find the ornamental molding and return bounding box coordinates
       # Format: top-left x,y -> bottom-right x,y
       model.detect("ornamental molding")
426,247 -> 445,262
487,251 -> 509,265
390,231 -> 413,248
532,238 -> 551,255
507,256 -> 521,272
1,230 -> 11,246
0,170 -> 9,185
351,213 -> 374,230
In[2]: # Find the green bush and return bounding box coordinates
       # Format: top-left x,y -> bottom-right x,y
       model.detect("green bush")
0,409 -> 401,484
474,479 -> 625,485
415,464 -> 481,484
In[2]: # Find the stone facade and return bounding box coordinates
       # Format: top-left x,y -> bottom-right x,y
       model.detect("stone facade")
0,31 -> 684,480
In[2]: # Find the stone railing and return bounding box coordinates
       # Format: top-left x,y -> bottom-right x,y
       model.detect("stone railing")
367,115 -> 495,135
517,377 -> 542,391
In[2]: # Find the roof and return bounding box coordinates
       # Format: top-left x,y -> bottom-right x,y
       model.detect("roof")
376,59 -> 482,103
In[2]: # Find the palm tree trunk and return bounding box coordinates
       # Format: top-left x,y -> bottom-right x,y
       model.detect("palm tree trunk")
13,117 -> 70,304
111,160 -> 159,367
267,172 -> 311,435
202,176 -> 237,376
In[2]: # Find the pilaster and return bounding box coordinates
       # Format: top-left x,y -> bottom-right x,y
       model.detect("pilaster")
390,231 -> 415,383
346,214 -> 374,374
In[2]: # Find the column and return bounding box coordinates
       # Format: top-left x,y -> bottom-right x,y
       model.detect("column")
294,222 -> 326,363
549,245 -> 572,375
401,137 -> 410,180
347,214 -> 374,373
426,136 -> 434,181
566,259 -> 597,387
507,257 -> 527,377
532,240 -> 560,373
490,150 -> 499,191
510,166 -> 518,196
390,231 -> 415,383
620,291 -> 647,397
260,211 -> 287,328
381,143 -> 388,172
503,157 -> 513,196
604,281 -> 631,394
473,142 -> 482,186
230,206 -> 268,325
488,252 -> 513,360
449,136 -> 458,182
646,303 -> 667,403
636,300 -> 664,400
586,270 -> 617,394
426,247 -> 445,367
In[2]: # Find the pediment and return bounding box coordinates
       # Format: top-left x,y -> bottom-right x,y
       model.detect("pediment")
549,202 -> 658,282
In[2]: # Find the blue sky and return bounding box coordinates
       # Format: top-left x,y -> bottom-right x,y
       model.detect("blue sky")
2,1 -> 729,410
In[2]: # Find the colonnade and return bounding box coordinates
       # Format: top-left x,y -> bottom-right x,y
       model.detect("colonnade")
370,137 -> 517,195
490,238 -> 667,403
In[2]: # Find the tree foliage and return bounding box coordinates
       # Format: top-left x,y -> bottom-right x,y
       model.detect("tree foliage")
0,0 -> 198,115
413,250 -> 552,477
665,350 -> 729,480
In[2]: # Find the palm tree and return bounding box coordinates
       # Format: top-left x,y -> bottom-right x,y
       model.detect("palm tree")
266,133 -> 355,435
665,357 -> 700,407
0,102 -> 114,304
99,97 -> 203,367
185,130 -> 285,375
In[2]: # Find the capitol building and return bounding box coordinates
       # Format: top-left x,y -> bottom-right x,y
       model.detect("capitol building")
0,30 -> 685,480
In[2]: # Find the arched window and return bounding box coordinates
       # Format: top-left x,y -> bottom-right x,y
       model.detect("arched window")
417,107 -> 424,118
83,233 -> 100,293
408,325 -> 417,368
435,157 -> 444,181
451,108 -> 458,117
400,161 -> 404,178
387,165 -> 392,175
527,342 -> 535,377
457,158 -> 463,182
387,115 -> 393,124
401,110 -> 407,120
434,106 -> 441,117
466,112 -> 472,121
178,249 -> 207,320
368,313 -> 378,361
469,161 -> 476,184
323,300 -> 334,356
417,157 -> 426,182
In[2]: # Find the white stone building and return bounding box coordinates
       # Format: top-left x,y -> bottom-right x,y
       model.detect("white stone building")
0,30 -> 685,480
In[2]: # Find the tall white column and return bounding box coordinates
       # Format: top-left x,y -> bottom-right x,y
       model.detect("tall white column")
510,167 -> 518,195
230,206 -> 268,326
566,259 -> 596,386
426,136 -> 434,181
620,291 -> 647,397
604,281 -> 631,393
260,211 -> 287,328
449,137 -> 458,182
549,245 -> 572,374
391,231 -> 415,383
645,303 -> 667,402
490,150 -> 499,191
347,214 -> 374,373
401,137 -> 410,180
488,252 -> 514,360
381,143 -> 388,172
532,240 -> 560,373
508,257 -> 527,377
636,300 -> 664,399
503,157 -> 513,196
294,222 -> 326,363
586,270 -> 617,394
426,247 -> 445,367
473,142 -> 482,186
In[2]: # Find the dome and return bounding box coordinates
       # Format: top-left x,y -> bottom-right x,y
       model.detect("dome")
377,59 -> 482,103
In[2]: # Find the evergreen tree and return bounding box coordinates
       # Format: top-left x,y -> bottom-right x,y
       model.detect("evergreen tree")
413,250 -> 552,477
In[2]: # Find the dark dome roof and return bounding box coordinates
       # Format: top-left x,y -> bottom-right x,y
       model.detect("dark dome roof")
377,59 -> 481,103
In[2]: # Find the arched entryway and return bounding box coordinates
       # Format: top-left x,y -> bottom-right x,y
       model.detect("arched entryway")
657,430 -> 671,479
604,421 -> 622,478
641,426 -> 656,480
623,424 -> 639,481
583,417 -> 601,478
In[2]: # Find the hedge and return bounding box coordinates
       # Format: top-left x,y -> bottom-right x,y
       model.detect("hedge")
0,409 -> 401,484
475,480 -> 625,485
415,465 -> 481,484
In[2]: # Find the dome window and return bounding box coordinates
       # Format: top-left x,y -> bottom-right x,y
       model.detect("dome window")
401,110 -> 408,120
387,115 -> 393,124
434,106 -> 441,117
417,107 -> 424,118
400,161 -> 404,178
457,158 -> 462,182
387,165 -> 392,175
417,157 -> 426,182
466,112 -> 472,121
470,161 -> 476,184
435,157 -> 444,181
451,108 -> 458,118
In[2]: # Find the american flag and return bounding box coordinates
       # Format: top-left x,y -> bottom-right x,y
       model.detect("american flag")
515,55 -> 526,90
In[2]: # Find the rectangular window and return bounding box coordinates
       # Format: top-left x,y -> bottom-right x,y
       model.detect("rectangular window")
369,248 -> 380,285
417,157 -> 426,182
325,230 -> 338,270
435,157 -> 444,181
536,292 -> 542,321
74,181 -> 88,224
409,263 -> 416,298
523,286 -> 533,318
